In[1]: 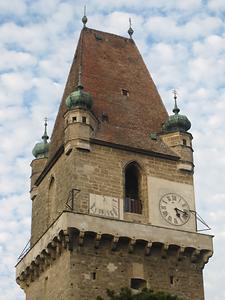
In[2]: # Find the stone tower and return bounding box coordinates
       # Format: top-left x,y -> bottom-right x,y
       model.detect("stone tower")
16,23 -> 213,300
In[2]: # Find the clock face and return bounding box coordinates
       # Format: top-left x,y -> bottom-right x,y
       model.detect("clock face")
89,194 -> 119,219
159,193 -> 190,226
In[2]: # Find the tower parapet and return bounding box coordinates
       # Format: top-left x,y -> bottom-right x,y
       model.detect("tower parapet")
161,92 -> 194,172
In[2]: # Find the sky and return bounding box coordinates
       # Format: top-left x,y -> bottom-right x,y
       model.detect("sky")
0,0 -> 224,299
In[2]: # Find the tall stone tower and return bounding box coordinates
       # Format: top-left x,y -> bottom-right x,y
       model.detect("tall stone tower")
16,20 -> 213,300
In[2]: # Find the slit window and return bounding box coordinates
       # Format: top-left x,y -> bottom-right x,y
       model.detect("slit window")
124,163 -> 142,214
183,139 -> 187,146
82,116 -> 87,123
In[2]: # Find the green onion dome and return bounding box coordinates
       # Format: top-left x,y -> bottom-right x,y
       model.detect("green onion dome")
32,120 -> 49,159
163,96 -> 191,133
66,82 -> 93,110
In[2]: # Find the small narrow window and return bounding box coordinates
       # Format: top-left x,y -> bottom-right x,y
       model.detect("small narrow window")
130,278 -> 146,290
91,272 -> 96,280
95,34 -> 103,41
72,116 -> 77,122
124,163 -> 142,214
122,89 -> 129,96
101,112 -> 109,122
183,139 -> 187,146
82,116 -> 87,123
170,275 -> 174,285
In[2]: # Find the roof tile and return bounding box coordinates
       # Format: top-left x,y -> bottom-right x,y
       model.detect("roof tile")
48,27 -> 177,161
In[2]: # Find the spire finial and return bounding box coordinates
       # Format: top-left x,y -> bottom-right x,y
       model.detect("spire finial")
42,117 -> 49,143
128,18 -> 134,39
172,89 -> 180,114
77,66 -> 84,90
82,5 -> 88,27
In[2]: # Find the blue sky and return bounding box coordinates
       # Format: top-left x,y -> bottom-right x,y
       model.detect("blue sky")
0,0 -> 225,299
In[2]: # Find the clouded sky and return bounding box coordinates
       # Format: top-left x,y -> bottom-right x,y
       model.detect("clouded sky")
0,0 -> 224,299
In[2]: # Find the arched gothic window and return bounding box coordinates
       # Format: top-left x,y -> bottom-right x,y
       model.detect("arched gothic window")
124,163 -> 142,214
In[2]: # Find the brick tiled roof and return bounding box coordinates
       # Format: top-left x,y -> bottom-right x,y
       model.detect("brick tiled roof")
48,27 -> 177,162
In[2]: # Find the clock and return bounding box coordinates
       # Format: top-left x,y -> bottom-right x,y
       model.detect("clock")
89,194 -> 119,219
159,193 -> 190,226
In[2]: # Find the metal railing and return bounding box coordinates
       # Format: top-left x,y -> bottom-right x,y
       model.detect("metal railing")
18,239 -> 31,261
124,197 -> 142,214
66,188 -> 80,211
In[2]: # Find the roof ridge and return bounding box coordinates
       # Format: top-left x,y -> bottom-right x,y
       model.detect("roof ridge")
84,27 -> 133,42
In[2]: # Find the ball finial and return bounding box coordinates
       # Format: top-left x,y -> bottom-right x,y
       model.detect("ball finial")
128,18 -> 134,39
82,5 -> 88,27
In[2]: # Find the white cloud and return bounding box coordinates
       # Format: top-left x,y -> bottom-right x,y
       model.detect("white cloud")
0,1 -> 225,300
0,0 -> 27,16
193,34 -> 225,57
208,0 -> 225,11
146,15 -> 223,42
0,48 -> 37,71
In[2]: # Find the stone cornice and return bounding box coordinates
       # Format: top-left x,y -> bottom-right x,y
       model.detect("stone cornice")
90,139 -> 179,161
16,212 -> 213,288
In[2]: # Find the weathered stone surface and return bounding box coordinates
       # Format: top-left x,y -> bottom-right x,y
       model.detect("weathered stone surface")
17,26 -> 213,300
18,227 -> 209,300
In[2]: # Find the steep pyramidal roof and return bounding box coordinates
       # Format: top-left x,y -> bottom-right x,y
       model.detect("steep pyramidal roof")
48,27 -> 176,161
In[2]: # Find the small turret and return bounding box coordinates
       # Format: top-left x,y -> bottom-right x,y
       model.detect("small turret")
64,68 -> 97,153
30,119 -> 50,199
161,91 -> 194,172
32,119 -> 49,159
65,72 -> 93,111
163,91 -> 191,133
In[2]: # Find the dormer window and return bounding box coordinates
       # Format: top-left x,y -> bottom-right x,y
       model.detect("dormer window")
124,162 -> 142,214
122,89 -> 129,96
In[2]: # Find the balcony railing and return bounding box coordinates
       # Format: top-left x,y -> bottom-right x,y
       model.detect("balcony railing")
124,197 -> 142,214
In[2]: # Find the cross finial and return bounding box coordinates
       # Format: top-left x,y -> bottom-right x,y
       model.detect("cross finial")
42,117 -> 49,143
173,89 -> 177,100
82,5 -> 88,27
128,18 -> 134,39
172,89 -> 180,115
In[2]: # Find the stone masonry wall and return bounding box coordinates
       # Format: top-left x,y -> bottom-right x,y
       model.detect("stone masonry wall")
70,239 -> 204,300
25,251 -> 72,300
24,237 -> 204,300
31,143 -> 193,245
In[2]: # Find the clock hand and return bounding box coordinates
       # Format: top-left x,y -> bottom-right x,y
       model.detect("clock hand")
175,207 -> 189,217
174,208 -> 181,218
